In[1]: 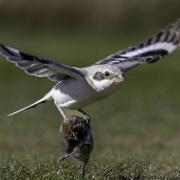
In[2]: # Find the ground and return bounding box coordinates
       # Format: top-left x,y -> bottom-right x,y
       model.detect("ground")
0,29 -> 180,179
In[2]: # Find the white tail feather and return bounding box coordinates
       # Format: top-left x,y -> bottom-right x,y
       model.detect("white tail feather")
8,93 -> 52,117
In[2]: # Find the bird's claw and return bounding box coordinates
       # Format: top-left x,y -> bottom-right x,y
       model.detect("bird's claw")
78,109 -> 90,124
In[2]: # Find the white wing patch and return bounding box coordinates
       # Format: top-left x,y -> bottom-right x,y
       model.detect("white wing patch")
123,42 -> 176,58
96,19 -> 180,72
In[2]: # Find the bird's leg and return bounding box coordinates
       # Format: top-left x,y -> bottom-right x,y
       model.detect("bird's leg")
58,153 -> 71,162
79,161 -> 86,176
58,107 -> 67,120
55,103 -> 67,120
78,109 -> 90,124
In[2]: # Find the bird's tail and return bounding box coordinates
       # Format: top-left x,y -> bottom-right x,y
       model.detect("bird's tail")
8,93 -> 52,117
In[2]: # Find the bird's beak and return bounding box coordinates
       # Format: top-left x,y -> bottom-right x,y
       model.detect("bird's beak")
114,75 -> 124,83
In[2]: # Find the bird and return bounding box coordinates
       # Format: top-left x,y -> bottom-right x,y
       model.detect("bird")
59,114 -> 93,176
0,19 -> 179,118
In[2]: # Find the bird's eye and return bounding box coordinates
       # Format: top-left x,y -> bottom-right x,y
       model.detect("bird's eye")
104,71 -> 110,77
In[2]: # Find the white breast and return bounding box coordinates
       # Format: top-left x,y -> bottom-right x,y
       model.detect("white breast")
50,79 -> 97,109
50,78 -> 122,109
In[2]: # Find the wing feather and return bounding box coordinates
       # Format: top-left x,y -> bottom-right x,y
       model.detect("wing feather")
0,44 -> 84,82
96,19 -> 180,72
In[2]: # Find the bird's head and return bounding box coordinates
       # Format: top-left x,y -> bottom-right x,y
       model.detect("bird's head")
84,65 -> 124,92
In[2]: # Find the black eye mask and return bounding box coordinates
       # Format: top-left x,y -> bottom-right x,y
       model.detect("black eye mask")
93,72 -> 105,80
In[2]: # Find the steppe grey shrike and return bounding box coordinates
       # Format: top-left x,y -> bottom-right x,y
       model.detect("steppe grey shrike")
0,19 -> 180,118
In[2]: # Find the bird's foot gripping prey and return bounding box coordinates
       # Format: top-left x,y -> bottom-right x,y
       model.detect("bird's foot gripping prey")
0,18 -> 179,119
58,114 -> 94,176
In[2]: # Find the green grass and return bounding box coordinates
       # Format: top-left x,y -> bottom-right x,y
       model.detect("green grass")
1,158 -> 180,179
0,27 -> 180,179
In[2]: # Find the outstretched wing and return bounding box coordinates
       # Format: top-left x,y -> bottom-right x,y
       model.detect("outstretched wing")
96,19 -> 180,72
0,44 -> 84,82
